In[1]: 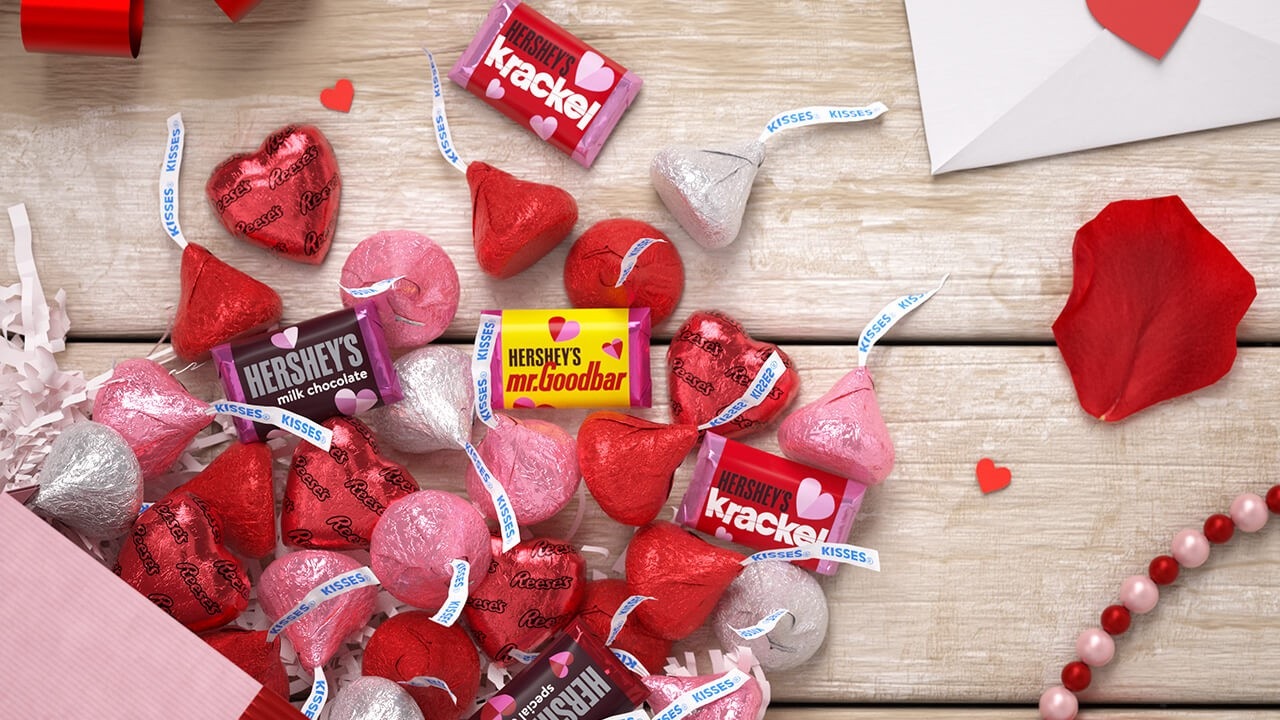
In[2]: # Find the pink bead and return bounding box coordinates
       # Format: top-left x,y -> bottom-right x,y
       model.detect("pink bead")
1039,686 -> 1078,720
1076,627 -> 1115,667
1121,574 -> 1159,614
1171,528 -> 1210,568
1230,493 -> 1269,533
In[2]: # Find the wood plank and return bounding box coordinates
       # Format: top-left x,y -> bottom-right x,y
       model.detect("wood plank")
54,342 -> 1280,704
3,1 -> 1280,342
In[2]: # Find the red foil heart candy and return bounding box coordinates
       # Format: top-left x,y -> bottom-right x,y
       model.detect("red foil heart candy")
364,610 -> 481,720
563,219 -> 685,326
462,537 -> 587,665
1052,196 -> 1256,421
201,628 -> 290,699
92,358 -> 212,481
777,366 -> 895,484
467,162 -> 577,278
206,125 -> 342,264
259,550 -> 379,671
578,412 -> 699,526
172,243 -> 284,361
626,521 -> 745,641
282,417 -> 419,550
113,491 -> 251,632
577,578 -> 673,672
178,441 -> 276,557
667,310 -> 800,438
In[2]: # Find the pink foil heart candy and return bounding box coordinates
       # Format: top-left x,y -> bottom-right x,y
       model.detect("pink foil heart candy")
258,550 -> 379,671
777,367 -> 894,485
93,359 -> 213,481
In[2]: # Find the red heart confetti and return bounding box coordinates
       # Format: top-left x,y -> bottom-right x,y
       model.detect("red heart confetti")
1087,0 -> 1199,60
178,441 -> 276,558
206,125 -> 342,264
462,537 -> 586,665
577,412 -> 699,526
626,521 -> 745,641
281,417 -> 419,550
172,243 -> 283,361
467,162 -> 577,279
667,310 -> 800,438
320,78 -> 355,113
1052,196 -> 1255,422
975,458 -> 1012,495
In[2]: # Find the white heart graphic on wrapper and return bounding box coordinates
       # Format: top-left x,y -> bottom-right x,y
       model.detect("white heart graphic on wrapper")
485,78 -> 505,99
795,477 -> 836,520
714,527 -> 734,541
574,51 -> 616,92
530,115 -> 558,141
335,388 -> 378,415
270,326 -> 299,349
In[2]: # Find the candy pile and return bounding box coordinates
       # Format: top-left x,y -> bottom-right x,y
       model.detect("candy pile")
2,3 -> 903,719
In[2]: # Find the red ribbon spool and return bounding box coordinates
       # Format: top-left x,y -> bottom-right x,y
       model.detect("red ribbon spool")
20,0 -> 144,58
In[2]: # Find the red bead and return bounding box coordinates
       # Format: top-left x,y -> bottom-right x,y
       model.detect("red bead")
1266,485 -> 1280,515
1062,661 -> 1092,692
1204,513 -> 1235,544
1148,555 -> 1179,585
1101,605 -> 1131,635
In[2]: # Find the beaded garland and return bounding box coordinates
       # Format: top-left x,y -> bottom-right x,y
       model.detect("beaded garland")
1039,486 -> 1280,720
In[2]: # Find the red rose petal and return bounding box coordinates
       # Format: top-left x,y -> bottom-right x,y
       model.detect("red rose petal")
1052,196 -> 1255,421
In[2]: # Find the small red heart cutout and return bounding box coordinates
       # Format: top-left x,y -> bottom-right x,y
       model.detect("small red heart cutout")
462,537 -> 586,665
281,417 -> 419,550
578,412 -> 699,526
320,79 -> 354,113
172,243 -> 283,361
975,458 -> 1012,494
114,491 -> 251,632
206,125 -> 342,264
178,441 -> 276,558
667,310 -> 800,438
1087,0 -> 1199,60
626,521 -> 744,641
467,162 -> 577,279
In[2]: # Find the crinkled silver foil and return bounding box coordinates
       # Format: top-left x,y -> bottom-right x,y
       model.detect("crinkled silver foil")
31,421 -> 142,540
328,676 -> 426,720
710,561 -> 829,671
651,141 -> 765,250
364,346 -> 472,454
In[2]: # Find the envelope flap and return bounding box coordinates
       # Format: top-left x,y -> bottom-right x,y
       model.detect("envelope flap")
904,0 -> 1101,172
939,15 -> 1280,173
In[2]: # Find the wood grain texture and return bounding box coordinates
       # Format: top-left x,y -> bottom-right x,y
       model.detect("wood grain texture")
59,342 -> 1280,705
3,0 -> 1280,342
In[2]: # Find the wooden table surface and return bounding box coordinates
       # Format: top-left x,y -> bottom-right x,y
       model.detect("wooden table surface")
4,0 -> 1280,718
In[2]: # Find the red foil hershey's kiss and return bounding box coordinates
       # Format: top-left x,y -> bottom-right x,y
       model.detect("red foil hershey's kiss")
206,125 -> 341,264
467,162 -> 578,279
178,441 -> 277,558
172,243 -> 284,362
577,412 -> 699,526
626,521 -> 744,641
1052,196 -> 1256,421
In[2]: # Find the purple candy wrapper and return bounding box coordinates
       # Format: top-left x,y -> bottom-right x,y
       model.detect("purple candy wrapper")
212,301 -> 402,443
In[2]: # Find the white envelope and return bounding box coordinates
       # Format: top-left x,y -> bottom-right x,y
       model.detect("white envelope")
904,0 -> 1280,173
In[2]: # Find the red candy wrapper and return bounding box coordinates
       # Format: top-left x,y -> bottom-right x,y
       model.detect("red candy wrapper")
471,620 -> 648,720
20,0 -> 143,58
676,432 -> 866,575
450,0 -> 642,167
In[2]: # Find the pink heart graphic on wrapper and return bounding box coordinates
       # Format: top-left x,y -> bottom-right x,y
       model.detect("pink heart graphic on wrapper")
602,338 -> 623,359
795,477 -> 836,520
548,651 -> 574,678
483,694 -> 517,720
270,326 -> 299,349
513,396 -> 554,409
530,115 -> 558,141
574,51 -> 616,92
486,78 -> 506,99
547,316 -> 580,342
714,527 -> 734,541
334,388 -> 378,415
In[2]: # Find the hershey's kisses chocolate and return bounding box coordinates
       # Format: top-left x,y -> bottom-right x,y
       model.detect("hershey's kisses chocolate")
470,620 -> 648,720
211,302 -> 402,443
